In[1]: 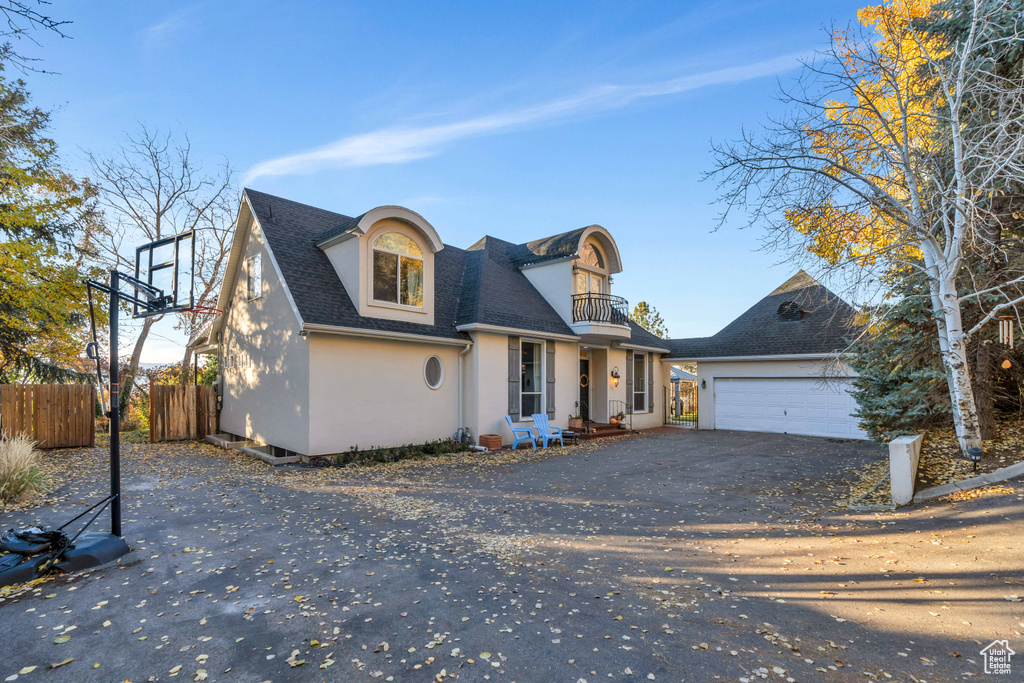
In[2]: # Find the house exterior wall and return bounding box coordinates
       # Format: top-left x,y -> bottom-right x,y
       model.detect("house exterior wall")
465,331 -> 579,446
606,347 -> 667,430
521,261 -> 573,326
306,334 -> 464,455
220,218 -> 310,454
321,236 -> 359,310
689,357 -> 854,430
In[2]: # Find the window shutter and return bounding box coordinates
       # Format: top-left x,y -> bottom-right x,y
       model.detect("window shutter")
546,342 -> 556,419
625,350 -> 633,414
508,336 -> 520,421
648,354 -> 654,414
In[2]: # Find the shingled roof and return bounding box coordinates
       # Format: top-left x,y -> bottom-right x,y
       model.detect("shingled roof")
243,189 -> 577,341
665,271 -> 859,359
245,189 -> 469,340
625,320 -> 671,351
457,236 -> 576,336
506,227 -> 588,268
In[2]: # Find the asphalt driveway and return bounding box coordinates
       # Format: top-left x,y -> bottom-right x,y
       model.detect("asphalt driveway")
1,429 -> 1021,682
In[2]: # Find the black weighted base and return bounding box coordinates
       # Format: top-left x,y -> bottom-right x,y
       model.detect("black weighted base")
0,532 -> 130,589
53,532 -> 130,573
0,553 -> 48,587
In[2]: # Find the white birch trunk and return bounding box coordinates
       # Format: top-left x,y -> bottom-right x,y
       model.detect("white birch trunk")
936,276 -> 983,452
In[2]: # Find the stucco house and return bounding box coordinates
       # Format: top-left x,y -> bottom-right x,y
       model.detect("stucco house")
197,189 -> 671,457
664,271 -> 867,439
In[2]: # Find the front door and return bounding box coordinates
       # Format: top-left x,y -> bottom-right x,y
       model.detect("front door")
579,359 -> 591,421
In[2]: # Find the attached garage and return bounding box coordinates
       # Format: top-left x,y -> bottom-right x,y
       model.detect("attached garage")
714,377 -> 867,439
664,271 -> 870,441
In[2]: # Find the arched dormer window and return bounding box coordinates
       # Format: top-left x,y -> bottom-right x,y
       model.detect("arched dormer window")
372,232 -> 423,307
574,240 -> 608,295
580,242 -> 604,269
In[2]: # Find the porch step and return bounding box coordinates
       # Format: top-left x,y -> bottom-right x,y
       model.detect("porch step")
578,422 -> 631,440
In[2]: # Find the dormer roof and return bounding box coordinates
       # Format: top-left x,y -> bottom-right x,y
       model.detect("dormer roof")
507,225 -> 623,273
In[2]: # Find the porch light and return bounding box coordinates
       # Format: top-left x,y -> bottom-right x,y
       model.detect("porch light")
572,264 -> 580,275
610,367 -> 620,387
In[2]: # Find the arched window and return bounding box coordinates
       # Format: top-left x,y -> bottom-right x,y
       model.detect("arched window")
580,242 -> 605,269
372,232 -> 423,307
574,242 -> 607,295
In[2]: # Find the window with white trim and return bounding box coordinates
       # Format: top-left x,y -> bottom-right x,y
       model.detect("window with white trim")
372,232 -> 423,307
424,355 -> 444,389
520,340 -> 543,418
633,352 -> 647,412
246,254 -> 262,301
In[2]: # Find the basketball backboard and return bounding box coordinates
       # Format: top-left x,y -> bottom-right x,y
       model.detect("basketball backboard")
133,230 -> 195,318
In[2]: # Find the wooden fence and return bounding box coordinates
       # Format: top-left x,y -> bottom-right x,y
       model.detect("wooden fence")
0,384 -> 96,449
150,383 -> 218,443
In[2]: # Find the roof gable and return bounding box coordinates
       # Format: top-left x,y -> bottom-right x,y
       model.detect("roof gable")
666,271 -> 859,359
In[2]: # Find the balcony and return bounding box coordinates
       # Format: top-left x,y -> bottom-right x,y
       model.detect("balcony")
570,293 -> 630,340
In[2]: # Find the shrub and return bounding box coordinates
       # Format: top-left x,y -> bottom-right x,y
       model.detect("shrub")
0,435 -> 45,504
330,438 -> 472,467
120,403 -> 149,433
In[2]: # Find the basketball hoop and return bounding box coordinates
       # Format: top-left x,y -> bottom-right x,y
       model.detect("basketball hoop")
133,230 -> 195,318
191,305 -> 222,317
1,229 -> 198,589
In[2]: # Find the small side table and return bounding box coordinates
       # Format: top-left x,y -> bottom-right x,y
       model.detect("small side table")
562,431 -> 579,446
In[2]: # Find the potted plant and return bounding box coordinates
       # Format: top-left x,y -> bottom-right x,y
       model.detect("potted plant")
568,413 -> 583,431
616,411 -> 627,429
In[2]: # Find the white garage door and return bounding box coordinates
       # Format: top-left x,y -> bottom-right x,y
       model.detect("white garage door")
714,377 -> 867,439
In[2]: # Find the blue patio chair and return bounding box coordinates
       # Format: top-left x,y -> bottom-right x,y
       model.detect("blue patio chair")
504,415 -> 536,450
531,413 -> 564,448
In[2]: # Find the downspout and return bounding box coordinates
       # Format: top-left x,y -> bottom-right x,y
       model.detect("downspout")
457,341 -> 472,439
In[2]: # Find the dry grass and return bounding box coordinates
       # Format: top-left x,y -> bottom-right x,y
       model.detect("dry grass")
0,434 -> 45,504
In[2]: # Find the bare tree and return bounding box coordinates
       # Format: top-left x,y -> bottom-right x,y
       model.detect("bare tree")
89,126 -> 233,412
178,190 -> 234,384
0,0 -> 71,72
708,0 -> 1024,454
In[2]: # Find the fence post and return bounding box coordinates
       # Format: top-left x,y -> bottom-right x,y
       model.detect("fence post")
149,377 -> 155,444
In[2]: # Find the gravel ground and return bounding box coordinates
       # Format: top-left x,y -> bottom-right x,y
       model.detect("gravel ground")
0,429 -> 1021,682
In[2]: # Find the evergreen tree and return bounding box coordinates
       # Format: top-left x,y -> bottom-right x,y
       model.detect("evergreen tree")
849,273 -> 952,441
630,301 -> 668,338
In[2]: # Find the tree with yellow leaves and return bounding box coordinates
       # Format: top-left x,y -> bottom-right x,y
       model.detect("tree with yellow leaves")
710,0 -> 1024,454
0,67 -> 104,382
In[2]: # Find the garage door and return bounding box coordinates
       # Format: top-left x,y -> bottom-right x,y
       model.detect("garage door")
714,377 -> 867,439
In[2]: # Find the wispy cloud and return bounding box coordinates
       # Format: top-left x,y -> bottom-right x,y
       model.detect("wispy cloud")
139,6 -> 199,53
243,53 -> 804,184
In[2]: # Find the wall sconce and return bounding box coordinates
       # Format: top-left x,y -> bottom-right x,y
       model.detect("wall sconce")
572,264 -> 580,275
700,379 -> 707,390
610,367 -> 620,387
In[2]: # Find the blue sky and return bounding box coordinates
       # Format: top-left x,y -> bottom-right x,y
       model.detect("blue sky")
22,1 -> 865,363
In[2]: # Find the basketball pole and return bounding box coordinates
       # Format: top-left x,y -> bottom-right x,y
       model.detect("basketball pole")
108,268 -> 122,538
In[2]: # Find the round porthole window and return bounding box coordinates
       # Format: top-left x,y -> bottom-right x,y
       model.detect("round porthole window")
424,355 -> 444,389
